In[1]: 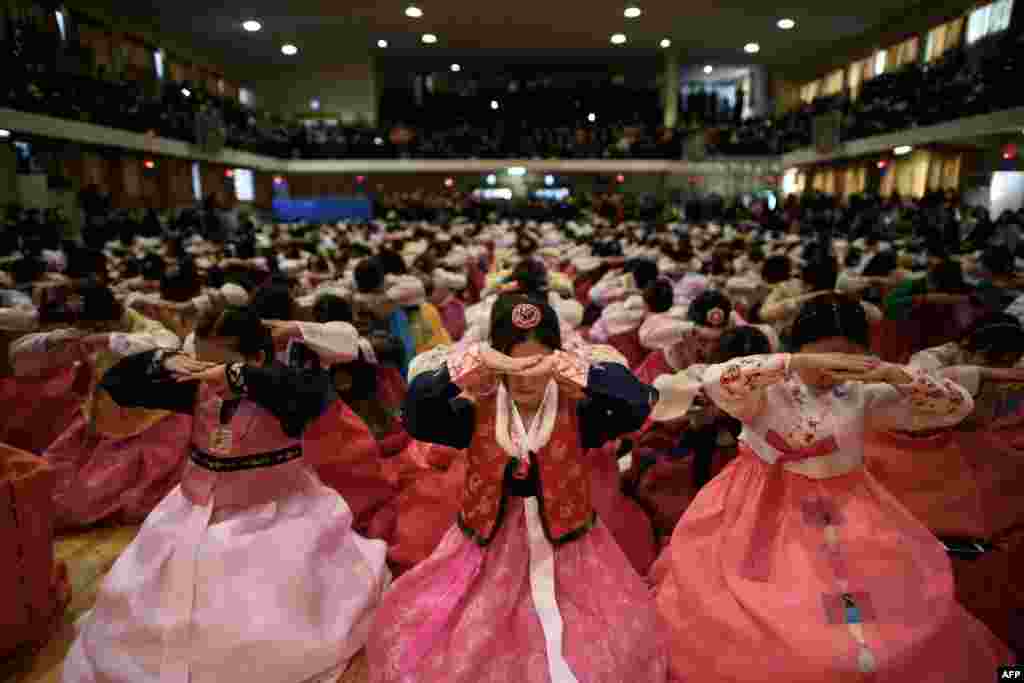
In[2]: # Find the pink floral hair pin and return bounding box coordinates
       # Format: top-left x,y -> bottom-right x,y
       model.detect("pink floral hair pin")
511,302 -> 542,330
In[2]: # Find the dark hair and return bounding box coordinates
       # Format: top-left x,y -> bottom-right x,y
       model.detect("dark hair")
712,326 -> 772,364
961,313 -> 1024,357
861,251 -> 898,277
11,256 -> 45,284
761,255 -> 791,284
489,294 -> 562,354
140,254 -> 166,281
516,235 -> 539,256
65,248 -> 107,280
377,249 -> 407,276
354,258 -> 385,294
195,306 -> 274,361
331,356 -> 378,402
844,247 -> 863,269
801,256 -> 839,291
509,259 -> 549,297
643,279 -> 674,313
687,289 -> 732,327
790,293 -> 869,351
79,284 -> 123,322
160,266 -> 202,303
929,259 -> 967,294
205,265 -> 225,289
626,259 -> 659,291
981,246 -> 1015,276
249,282 -> 294,321
313,294 -> 353,324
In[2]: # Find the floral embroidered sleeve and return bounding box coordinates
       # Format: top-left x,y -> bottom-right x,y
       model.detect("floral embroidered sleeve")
8,328 -> 86,376
638,314 -> 695,350
0,305 -> 38,332
909,342 -> 962,372
108,312 -> 180,357
294,321 -> 360,365
702,353 -> 792,423
865,367 -> 974,433
596,297 -> 646,339
447,342 -> 499,397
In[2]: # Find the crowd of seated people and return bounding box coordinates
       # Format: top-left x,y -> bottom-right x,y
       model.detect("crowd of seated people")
712,29 -> 1024,156
2,176 -> 1024,679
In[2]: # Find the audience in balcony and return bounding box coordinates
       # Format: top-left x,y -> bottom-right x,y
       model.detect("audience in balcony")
3,11 -> 1023,159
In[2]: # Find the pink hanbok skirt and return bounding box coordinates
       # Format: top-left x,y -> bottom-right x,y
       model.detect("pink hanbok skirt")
589,441 -> 657,574
62,459 -> 389,683
305,400 -> 399,542
367,501 -> 668,683
634,350 -> 673,386
44,411 -> 191,531
653,446 -> 1012,682
953,424 -> 1024,539
0,365 -> 88,454
381,439 -> 467,574
863,429 -> 987,538
629,444 -> 737,544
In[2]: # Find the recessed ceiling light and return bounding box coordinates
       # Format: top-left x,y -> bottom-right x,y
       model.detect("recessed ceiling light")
450,63 -> 461,72
0,129 -> 10,138
421,33 -> 437,44
587,112 -> 597,122
777,18 -> 795,30
894,145 -> 913,156
180,88 -> 191,97
242,20 -> 262,32
624,6 -> 642,18
377,39 -> 389,48
374,137 -> 384,145
405,5 -> 423,18
281,44 -> 298,55
703,64 -> 713,74
660,38 -> 671,48
744,42 -> 760,54
491,100 -> 500,110
611,33 -> 627,45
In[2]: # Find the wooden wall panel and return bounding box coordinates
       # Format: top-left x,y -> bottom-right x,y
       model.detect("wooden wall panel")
79,26 -> 113,69
254,172 -> 274,209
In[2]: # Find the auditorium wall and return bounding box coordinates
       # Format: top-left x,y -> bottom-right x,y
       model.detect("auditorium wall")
250,57 -> 378,125
53,2 -> 246,99
775,0 -> 977,82
0,145 -> 16,208
9,144 -> 274,212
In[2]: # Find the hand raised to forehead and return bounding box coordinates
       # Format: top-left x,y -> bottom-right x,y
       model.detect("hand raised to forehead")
479,347 -> 546,375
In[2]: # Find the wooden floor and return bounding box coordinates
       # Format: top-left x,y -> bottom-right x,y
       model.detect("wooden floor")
1,525 -> 370,683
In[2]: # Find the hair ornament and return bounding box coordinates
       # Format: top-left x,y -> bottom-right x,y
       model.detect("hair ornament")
706,307 -> 726,327
511,302 -> 542,330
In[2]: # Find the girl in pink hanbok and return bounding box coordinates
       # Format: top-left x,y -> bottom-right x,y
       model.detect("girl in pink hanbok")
368,295 -> 667,683
870,312 -> 1024,654
653,294 -> 1011,682
62,308 -> 390,683
9,284 -> 189,530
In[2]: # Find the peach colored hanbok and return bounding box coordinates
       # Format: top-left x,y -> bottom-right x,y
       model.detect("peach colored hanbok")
653,354 -> 1012,682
